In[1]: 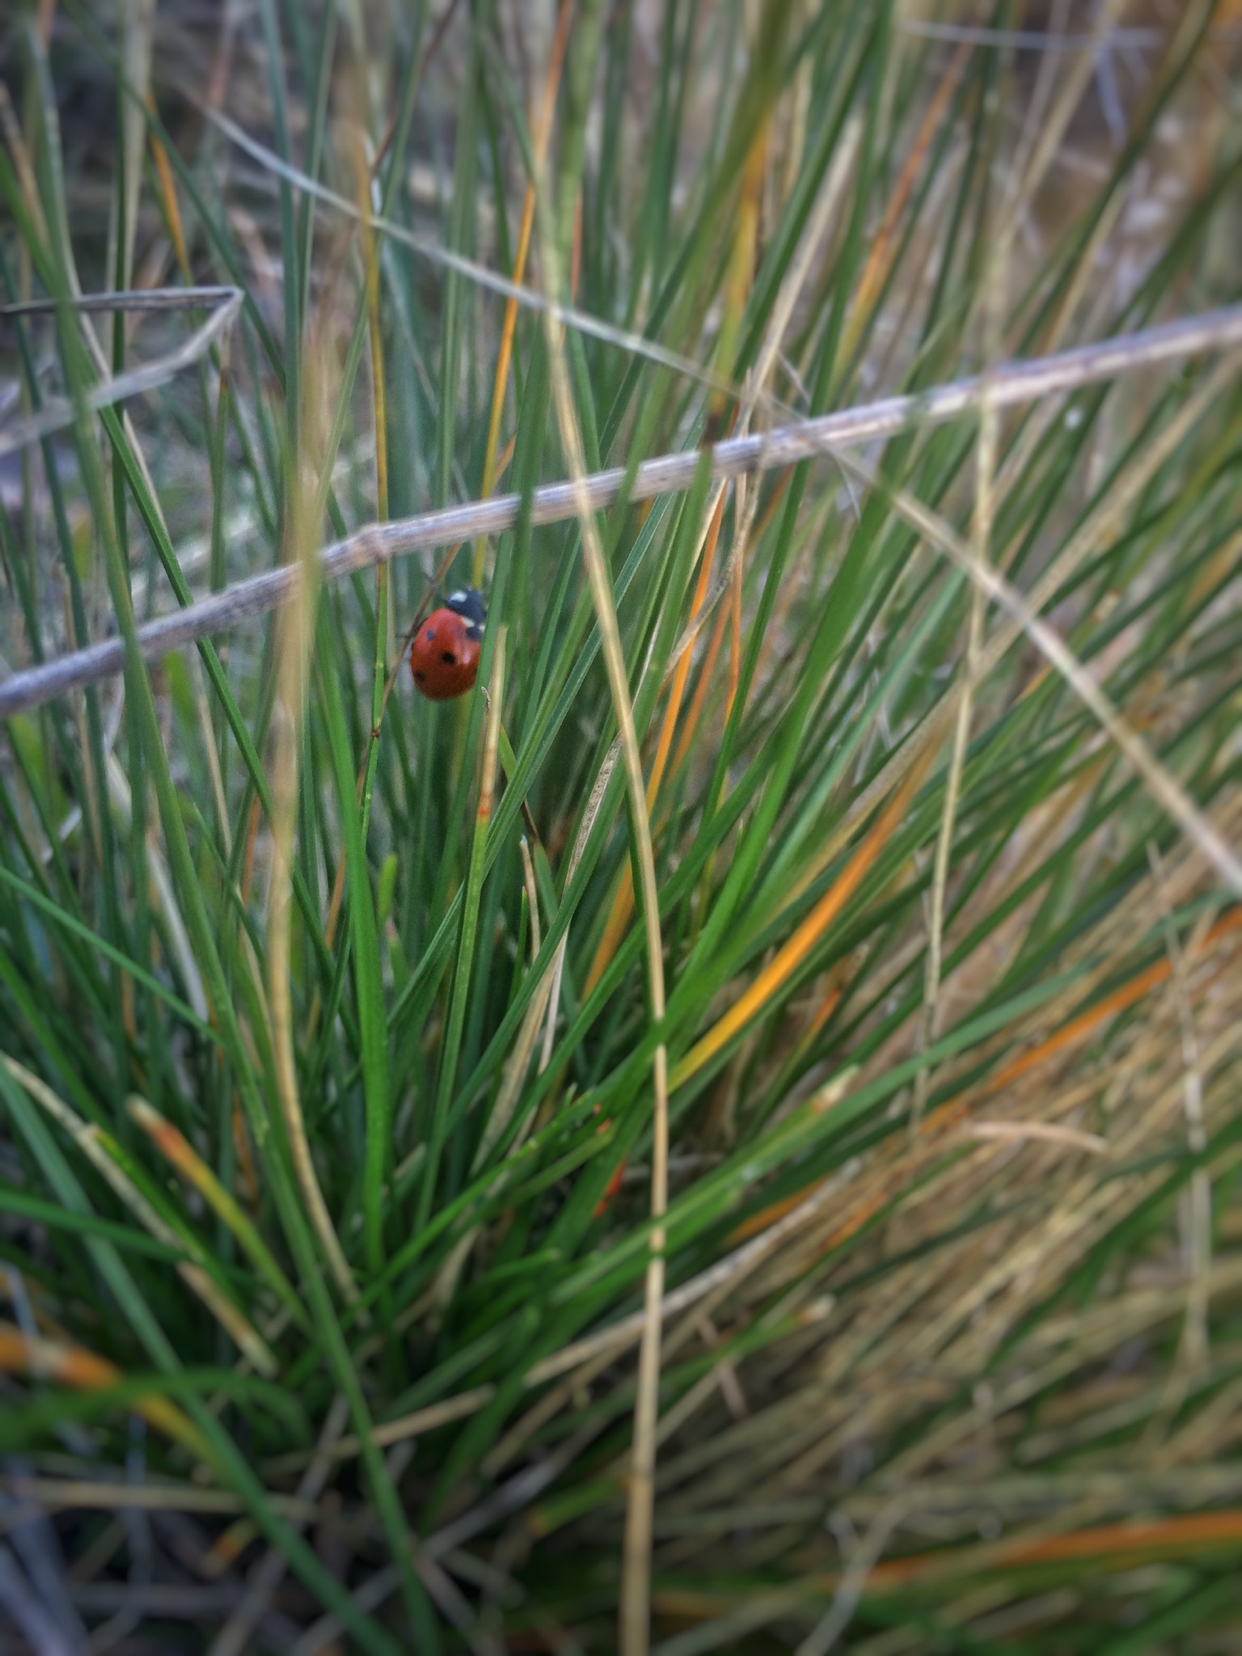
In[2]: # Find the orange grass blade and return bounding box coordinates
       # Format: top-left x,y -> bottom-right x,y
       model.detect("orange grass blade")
232,1098 -> 260,1212
839,42 -> 971,367
472,0 -> 574,587
863,1507 -> 1242,1590
647,486 -> 730,816
652,1508 -> 1242,1622
203,1518 -> 258,1578
0,1322 -> 216,1466
671,748 -> 933,1093
671,470 -> 791,781
731,904 -> 1242,1245
668,587 -> 731,782
979,903 -> 1242,1099
146,96 -> 192,279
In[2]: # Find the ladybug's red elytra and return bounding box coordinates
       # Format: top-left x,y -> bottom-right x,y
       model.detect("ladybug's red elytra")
409,587 -> 486,700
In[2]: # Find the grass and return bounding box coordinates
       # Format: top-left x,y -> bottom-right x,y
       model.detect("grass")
1,1 -> 1241,1651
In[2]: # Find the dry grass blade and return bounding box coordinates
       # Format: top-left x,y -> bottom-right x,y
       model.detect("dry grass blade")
265,341 -> 358,1309
0,288 -> 242,458
913,294 -> 1002,1129
0,1478 -> 316,1522
828,345 -> 1242,859
0,284 -> 237,317
964,1121 -> 1110,1153
536,161 -> 669,1655
127,1096 -> 308,1333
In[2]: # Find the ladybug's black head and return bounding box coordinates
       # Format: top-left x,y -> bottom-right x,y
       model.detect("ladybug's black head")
445,587 -> 486,639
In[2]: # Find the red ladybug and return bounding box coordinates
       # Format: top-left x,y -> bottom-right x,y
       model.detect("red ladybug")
409,588 -> 486,700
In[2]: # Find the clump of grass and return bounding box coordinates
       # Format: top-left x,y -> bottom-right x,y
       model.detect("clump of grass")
1,3 -> 1241,1652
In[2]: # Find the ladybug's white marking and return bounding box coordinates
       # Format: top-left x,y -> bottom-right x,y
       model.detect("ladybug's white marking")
446,587 -> 487,639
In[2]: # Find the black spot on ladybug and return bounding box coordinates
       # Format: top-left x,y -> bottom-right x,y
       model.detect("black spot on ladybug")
441,651 -> 457,665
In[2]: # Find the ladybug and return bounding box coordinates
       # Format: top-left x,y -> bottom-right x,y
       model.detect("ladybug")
409,588 -> 486,700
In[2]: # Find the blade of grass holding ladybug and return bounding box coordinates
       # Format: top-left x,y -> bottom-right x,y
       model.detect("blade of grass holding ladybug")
416,625 -> 507,1231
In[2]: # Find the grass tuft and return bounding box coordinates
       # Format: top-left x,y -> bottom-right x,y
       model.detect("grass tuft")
1,3 -> 1241,1651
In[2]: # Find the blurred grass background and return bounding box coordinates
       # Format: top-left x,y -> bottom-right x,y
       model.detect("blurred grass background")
1,1 -> 1242,1651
